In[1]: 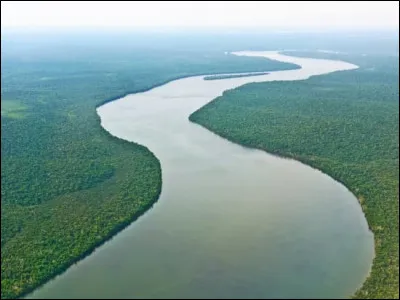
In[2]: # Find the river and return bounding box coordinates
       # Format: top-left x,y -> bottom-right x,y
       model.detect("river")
27,51 -> 374,299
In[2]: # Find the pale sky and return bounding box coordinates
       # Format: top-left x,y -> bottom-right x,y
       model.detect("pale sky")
1,1 -> 399,30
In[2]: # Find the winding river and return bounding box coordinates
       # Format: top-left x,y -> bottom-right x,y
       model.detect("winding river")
27,51 -> 374,299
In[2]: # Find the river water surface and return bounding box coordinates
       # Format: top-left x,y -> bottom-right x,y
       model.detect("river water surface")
27,51 -> 374,299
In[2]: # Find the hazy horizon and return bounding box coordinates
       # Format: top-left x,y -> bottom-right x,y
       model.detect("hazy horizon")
1,1 -> 399,30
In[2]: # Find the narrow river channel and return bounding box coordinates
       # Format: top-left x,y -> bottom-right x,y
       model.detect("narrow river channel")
27,51 -> 374,299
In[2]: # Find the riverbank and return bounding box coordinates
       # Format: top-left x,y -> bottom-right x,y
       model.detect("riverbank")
27,51 -> 373,299
190,51 -> 398,299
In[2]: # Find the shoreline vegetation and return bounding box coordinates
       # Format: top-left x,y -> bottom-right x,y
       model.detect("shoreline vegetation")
203,72 -> 269,80
17,134 -> 163,299
1,49 -> 298,299
190,51 -> 399,299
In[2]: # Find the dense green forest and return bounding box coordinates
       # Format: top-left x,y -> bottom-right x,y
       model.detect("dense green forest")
204,72 -> 269,80
190,52 -> 399,299
0,34 -> 299,299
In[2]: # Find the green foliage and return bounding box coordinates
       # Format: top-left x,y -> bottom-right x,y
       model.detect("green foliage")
190,53 -> 399,299
1,40 -> 298,299
204,72 -> 270,80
